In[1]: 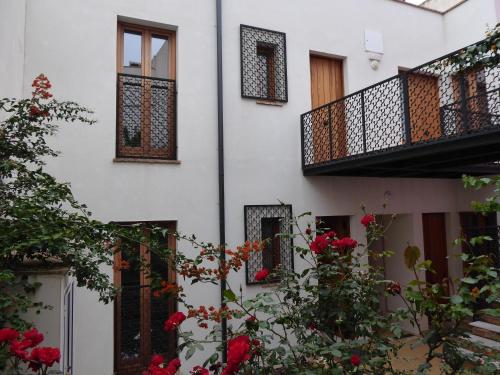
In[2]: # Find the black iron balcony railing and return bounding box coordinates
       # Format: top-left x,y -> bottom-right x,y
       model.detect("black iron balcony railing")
116,73 -> 177,160
301,38 -> 500,177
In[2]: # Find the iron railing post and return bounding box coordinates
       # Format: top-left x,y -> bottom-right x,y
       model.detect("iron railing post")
300,113 -> 305,168
459,73 -> 470,132
328,105 -> 333,161
401,73 -> 412,145
361,91 -> 367,153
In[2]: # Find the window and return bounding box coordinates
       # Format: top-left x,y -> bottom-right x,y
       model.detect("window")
316,216 -> 351,238
116,23 -> 177,160
114,222 -> 176,375
244,205 -> 293,284
240,25 -> 287,102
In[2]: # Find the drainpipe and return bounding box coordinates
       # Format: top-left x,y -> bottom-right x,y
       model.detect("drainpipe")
216,0 -> 228,363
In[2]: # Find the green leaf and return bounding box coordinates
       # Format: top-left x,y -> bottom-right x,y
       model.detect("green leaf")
223,289 -> 237,302
404,245 -> 421,269
461,277 -> 478,284
450,295 -> 463,304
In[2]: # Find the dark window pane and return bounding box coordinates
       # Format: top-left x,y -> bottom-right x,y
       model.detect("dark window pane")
121,75 -> 142,148
261,217 -> 281,270
120,243 -> 141,360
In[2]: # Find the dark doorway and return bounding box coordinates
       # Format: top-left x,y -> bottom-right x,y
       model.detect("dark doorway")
422,213 -> 448,285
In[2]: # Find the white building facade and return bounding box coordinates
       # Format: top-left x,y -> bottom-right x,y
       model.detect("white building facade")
1,0 -> 499,374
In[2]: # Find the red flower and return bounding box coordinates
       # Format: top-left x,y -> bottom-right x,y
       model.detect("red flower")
191,366 -> 209,375
332,237 -> 358,250
150,354 -> 164,366
361,214 -> 375,227
305,228 -> 312,235
222,335 -> 252,375
386,281 -> 401,296
0,328 -> 19,343
24,328 -> 44,346
350,354 -> 361,366
164,311 -> 186,331
310,234 -> 329,254
29,347 -> 60,368
10,339 -> 32,360
166,358 -> 181,373
255,268 -> 270,281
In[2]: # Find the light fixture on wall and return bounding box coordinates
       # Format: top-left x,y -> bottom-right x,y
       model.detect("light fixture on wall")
365,30 -> 384,70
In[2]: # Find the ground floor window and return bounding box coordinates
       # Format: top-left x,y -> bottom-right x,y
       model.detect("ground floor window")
244,205 -> 293,284
114,222 -> 176,375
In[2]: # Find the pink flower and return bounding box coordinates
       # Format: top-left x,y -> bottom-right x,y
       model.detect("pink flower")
361,214 -> 375,227
164,312 -> 186,331
255,268 -> 270,281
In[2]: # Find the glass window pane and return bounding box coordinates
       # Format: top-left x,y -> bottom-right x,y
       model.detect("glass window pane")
123,31 -> 142,75
151,35 -> 169,78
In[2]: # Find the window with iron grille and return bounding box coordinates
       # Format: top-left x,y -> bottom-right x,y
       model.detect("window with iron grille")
114,222 -> 177,375
116,23 -> 177,160
244,205 -> 293,284
240,25 -> 287,102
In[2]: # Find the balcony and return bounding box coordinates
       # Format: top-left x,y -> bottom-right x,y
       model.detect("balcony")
116,74 -> 177,160
300,39 -> 500,177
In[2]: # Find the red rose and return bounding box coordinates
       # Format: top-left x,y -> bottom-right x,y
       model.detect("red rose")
164,312 -> 186,331
310,234 -> 330,254
332,237 -> 358,250
191,365 -> 209,375
361,214 -> 375,227
350,354 -> 361,366
150,354 -> 164,366
166,358 -> 181,374
10,339 -> 32,360
29,347 -> 60,367
255,268 -> 270,282
305,228 -> 312,235
222,335 -> 252,375
23,328 -> 44,346
0,328 -> 19,343
386,281 -> 401,295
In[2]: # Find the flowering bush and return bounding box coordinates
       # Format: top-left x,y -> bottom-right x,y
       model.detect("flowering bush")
0,327 -> 60,374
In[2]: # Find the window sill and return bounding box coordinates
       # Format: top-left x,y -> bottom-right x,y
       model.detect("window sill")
113,158 -> 181,165
256,100 -> 285,107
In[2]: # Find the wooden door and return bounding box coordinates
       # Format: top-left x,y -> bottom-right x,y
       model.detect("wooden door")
407,72 -> 441,142
452,68 -> 489,132
310,56 -> 346,162
422,213 -> 448,286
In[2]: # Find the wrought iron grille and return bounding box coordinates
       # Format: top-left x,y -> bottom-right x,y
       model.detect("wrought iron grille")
240,25 -> 288,102
244,205 -> 293,284
117,73 -> 176,159
301,38 -> 500,169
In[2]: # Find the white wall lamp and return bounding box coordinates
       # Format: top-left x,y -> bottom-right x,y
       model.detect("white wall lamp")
365,30 -> 384,70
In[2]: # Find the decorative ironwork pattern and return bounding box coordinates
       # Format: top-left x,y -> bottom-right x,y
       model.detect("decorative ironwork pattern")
244,205 -> 293,284
117,73 -> 176,159
240,25 -> 288,102
301,38 -> 500,169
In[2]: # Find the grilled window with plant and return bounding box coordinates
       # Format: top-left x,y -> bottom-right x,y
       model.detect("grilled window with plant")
240,25 -> 287,102
117,23 -> 176,160
244,205 -> 293,284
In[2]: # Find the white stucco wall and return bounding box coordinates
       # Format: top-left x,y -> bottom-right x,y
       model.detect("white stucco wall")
0,0 -> 497,373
